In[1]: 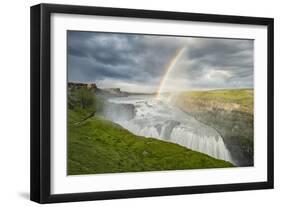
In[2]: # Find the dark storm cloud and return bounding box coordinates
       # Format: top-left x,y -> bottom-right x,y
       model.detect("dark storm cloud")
173,38 -> 254,89
68,31 -> 253,92
68,32 -> 183,86
193,39 -> 252,67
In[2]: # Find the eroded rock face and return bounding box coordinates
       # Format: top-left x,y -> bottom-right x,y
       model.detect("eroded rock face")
174,95 -> 254,167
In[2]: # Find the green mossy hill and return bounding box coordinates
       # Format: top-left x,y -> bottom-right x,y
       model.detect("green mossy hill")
67,109 -> 233,175
179,89 -> 253,114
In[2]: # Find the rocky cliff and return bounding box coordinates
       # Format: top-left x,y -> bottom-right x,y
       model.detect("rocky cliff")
68,82 -> 129,97
174,89 -> 254,166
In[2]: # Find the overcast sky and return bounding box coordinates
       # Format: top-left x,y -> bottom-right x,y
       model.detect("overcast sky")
68,31 -> 253,93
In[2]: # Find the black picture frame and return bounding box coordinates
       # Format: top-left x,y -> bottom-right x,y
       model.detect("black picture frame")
30,3 -> 274,204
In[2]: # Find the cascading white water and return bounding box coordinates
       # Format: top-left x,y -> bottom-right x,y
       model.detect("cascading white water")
107,95 -> 233,164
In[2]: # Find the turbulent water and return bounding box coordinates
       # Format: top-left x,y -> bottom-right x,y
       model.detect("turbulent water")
106,95 -> 233,164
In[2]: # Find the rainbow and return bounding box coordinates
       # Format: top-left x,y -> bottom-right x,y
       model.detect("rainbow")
156,47 -> 186,99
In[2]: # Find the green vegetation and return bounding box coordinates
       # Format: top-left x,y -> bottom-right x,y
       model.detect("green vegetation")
68,87 -> 104,114
67,88 -> 234,175
68,88 -> 97,112
181,89 -> 253,114
176,89 -> 254,166
68,110 -> 233,175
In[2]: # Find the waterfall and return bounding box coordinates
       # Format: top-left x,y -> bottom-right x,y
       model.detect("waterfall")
107,95 -> 234,164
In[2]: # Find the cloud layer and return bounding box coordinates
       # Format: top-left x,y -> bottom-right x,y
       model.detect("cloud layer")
68,31 -> 253,93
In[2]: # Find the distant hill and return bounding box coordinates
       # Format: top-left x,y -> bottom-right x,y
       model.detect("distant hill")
67,82 -> 156,97
68,82 -> 130,97
177,89 -> 253,114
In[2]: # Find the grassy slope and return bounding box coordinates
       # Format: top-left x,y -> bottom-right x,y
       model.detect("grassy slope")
67,109 -> 233,175
181,89 -> 253,114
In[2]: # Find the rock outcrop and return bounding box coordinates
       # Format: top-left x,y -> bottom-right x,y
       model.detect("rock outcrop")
68,82 -> 97,91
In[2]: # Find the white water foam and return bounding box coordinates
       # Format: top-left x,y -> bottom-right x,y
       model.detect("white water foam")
107,95 -> 233,164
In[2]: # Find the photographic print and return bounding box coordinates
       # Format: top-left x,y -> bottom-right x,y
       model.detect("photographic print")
67,31 -> 254,175
31,4 -> 273,203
